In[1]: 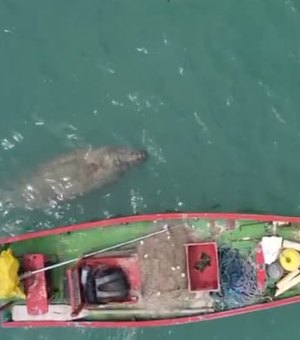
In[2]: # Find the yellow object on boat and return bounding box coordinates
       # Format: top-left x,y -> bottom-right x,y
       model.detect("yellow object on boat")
0,249 -> 25,299
279,248 -> 300,272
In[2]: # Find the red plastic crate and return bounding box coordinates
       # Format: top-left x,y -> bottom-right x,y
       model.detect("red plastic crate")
67,254 -> 141,316
23,254 -> 49,315
185,242 -> 220,292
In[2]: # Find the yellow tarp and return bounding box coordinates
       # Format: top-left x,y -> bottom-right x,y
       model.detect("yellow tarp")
0,248 -> 25,299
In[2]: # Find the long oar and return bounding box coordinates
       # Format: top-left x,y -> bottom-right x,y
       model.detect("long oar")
20,223 -> 181,280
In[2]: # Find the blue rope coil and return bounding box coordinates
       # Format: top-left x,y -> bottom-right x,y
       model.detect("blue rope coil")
216,246 -> 258,308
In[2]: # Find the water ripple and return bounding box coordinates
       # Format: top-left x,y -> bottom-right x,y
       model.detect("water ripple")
130,188 -> 147,214
142,129 -> 166,164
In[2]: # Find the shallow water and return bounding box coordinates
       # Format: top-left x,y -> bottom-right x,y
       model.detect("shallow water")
1,0 -> 300,339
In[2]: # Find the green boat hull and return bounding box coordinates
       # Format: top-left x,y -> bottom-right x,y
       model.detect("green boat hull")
1,212 -> 300,328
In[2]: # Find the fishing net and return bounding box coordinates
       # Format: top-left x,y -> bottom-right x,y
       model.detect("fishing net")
136,223 -> 213,311
214,246 -> 258,309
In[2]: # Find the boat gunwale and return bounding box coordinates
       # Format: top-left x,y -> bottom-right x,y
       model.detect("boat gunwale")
0,212 -> 299,245
3,293 -> 300,328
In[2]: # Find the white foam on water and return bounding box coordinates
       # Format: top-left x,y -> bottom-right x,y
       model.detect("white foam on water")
163,33 -> 169,45
115,328 -> 138,340
34,121 -> 45,126
31,112 -> 46,126
103,210 -> 113,218
194,111 -> 208,132
1,138 -> 14,150
111,99 -> 124,107
12,131 -> 24,143
127,92 -> 143,112
49,122 -> 90,149
129,188 -> 147,214
257,79 -> 273,98
136,47 -> 148,54
193,111 -> 213,144
176,198 -> 184,209
178,66 -> 184,75
271,106 -> 286,124
95,59 -> 116,74
36,335 -> 49,340
226,96 -> 234,107
127,92 -> 162,114
284,0 -> 296,12
142,129 -> 166,164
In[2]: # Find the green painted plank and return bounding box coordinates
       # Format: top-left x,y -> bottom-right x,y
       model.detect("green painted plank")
9,222 -> 155,261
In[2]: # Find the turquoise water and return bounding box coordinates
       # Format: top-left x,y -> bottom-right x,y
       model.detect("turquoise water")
1,0 -> 300,338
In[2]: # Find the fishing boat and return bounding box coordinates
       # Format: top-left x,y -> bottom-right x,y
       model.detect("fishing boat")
1,212 -> 300,328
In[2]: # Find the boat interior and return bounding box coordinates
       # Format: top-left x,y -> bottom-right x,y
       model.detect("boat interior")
2,216 -> 300,323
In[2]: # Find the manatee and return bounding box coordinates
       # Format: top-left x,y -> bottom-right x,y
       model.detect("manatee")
1,146 -> 147,209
